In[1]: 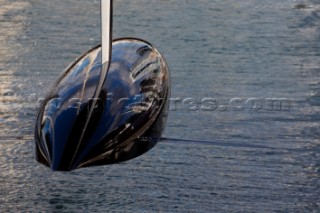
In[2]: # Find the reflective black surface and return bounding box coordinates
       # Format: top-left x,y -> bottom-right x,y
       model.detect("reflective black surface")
35,38 -> 170,171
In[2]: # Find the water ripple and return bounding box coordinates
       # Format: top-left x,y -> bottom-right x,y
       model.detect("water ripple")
0,0 -> 320,212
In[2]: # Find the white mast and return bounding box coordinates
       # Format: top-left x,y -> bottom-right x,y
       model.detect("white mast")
72,0 -> 113,164
101,0 -> 112,64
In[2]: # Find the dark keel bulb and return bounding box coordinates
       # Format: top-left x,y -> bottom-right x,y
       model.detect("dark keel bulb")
35,38 -> 171,171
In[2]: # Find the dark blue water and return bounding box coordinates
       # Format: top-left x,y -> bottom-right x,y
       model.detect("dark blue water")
0,0 -> 319,212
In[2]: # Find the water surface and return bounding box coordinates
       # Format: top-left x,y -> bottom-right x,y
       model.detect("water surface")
0,0 -> 319,212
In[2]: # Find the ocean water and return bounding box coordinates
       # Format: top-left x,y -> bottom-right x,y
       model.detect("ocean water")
0,0 -> 319,212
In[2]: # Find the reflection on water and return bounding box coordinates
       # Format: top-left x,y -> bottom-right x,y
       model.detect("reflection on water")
0,1 -> 30,136
0,0 -> 319,212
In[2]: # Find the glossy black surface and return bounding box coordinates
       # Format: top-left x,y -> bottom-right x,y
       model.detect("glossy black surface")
35,38 -> 170,171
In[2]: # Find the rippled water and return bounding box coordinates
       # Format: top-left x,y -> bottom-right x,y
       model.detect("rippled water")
0,0 -> 319,212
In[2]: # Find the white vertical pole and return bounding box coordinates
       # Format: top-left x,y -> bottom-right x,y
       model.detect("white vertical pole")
72,0 -> 113,163
101,0 -> 112,64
